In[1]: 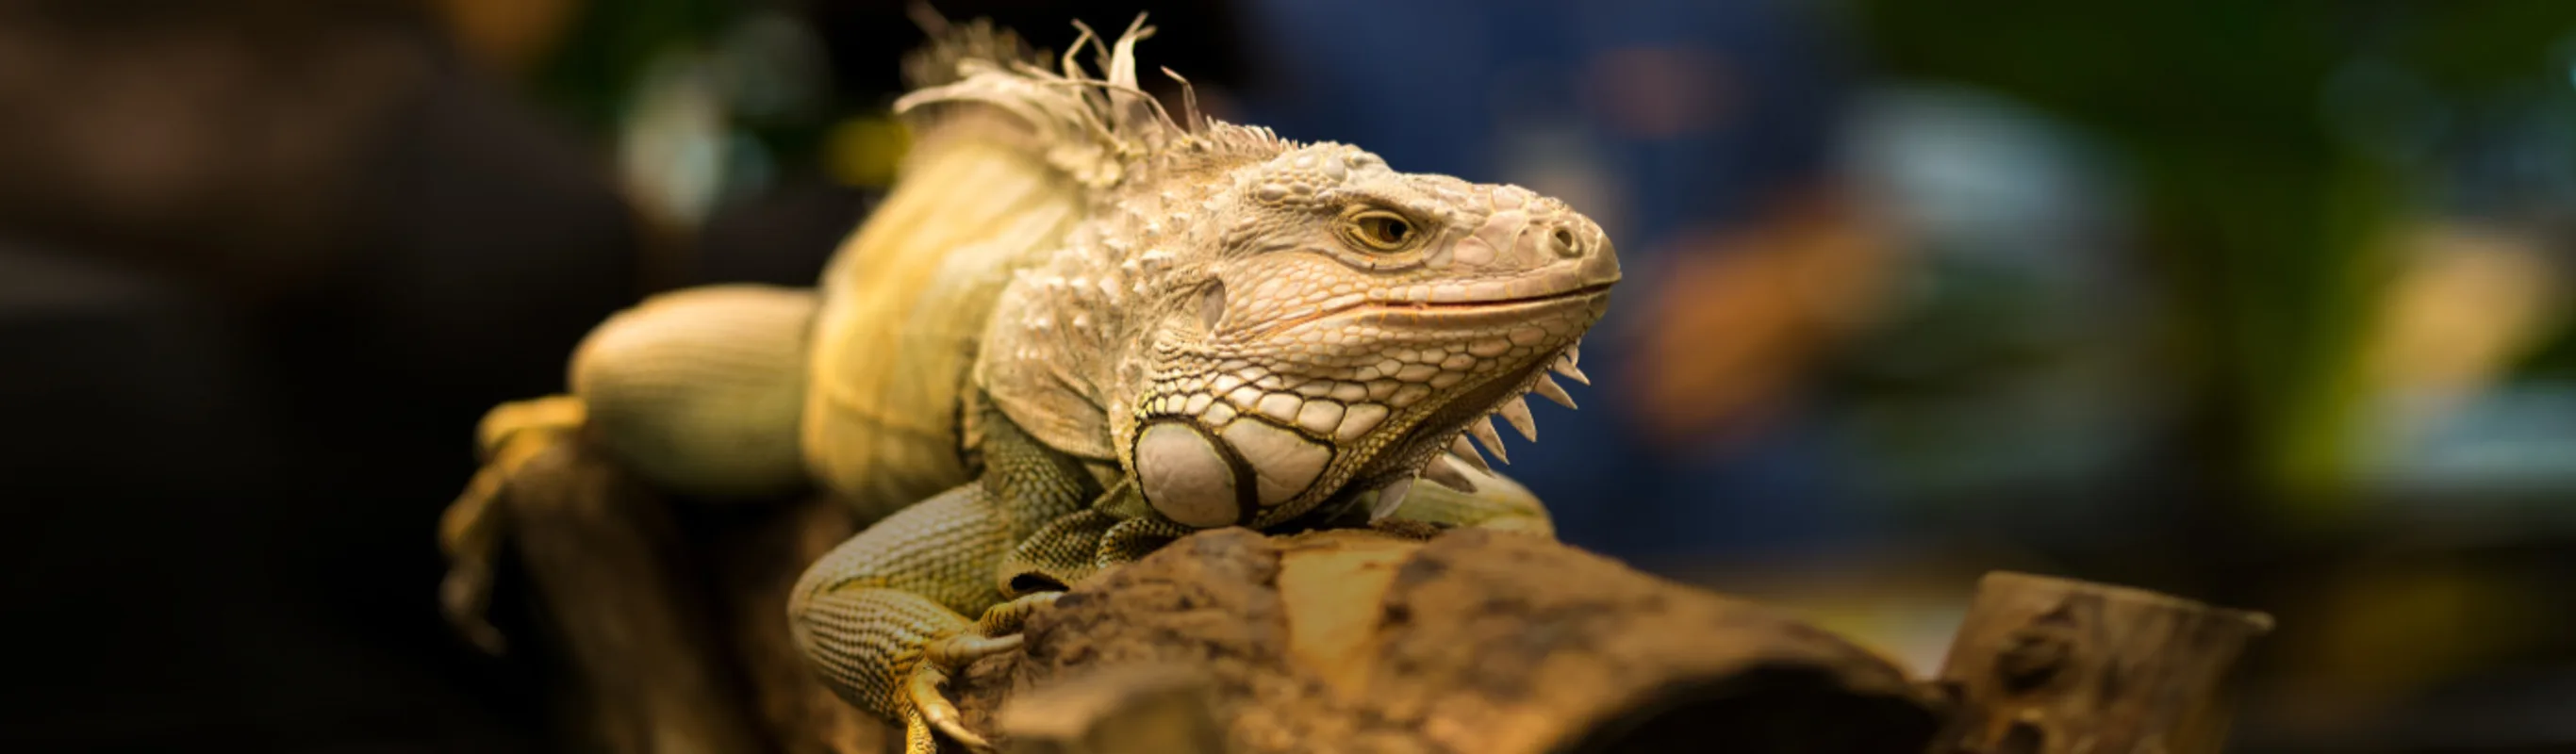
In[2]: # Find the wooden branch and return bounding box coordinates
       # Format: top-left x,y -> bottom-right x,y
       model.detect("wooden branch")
495,435 -> 889,754
699,487 -> 884,754
506,437 -> 768,754
999,665 -> 1230,754
1932,572 -> 2274,754
950,528 -> 1944,754
484,439 -> 2272,754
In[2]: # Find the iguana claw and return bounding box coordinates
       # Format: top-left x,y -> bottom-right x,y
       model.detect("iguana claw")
928,632 -> 1026,668
904,591 -> 1065,752
907,663 -> 987,752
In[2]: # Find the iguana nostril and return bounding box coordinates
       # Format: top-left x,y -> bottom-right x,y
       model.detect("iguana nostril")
1549,226 -> 1581,257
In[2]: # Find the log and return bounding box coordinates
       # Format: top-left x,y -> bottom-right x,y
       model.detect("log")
999,665 -> 1230,754
950,528 -> 1945,754
699,486 -> 888,754
475,437 -> 2271,754
1931,572 -> 2273,754
491,435 -> 889,754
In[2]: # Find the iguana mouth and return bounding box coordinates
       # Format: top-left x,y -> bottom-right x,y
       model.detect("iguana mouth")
1255,283 -> 1610,340
1340,286 -> 1610,333
1398,283 -> 1616,310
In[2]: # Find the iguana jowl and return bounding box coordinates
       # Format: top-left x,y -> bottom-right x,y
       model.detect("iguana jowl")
440,17 -> 1616,754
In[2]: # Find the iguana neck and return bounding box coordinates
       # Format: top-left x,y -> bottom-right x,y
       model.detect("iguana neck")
972,226 -> 1147,463
973,163 -> 1235,464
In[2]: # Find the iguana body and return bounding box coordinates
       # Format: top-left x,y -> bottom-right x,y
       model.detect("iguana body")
441,18 -> 1616,753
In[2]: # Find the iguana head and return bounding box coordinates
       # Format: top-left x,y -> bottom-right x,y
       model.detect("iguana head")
941,20 -> 1615,529
982,135 -> 1616,530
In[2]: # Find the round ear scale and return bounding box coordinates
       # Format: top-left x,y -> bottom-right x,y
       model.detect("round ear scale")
1220,419 -> 1331,509
1133,421 -> 1241,528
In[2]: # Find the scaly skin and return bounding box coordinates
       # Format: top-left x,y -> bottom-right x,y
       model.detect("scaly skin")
789,19 -> 1618,753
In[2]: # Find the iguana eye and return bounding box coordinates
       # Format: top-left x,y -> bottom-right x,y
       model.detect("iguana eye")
1343,210 -> 1417,252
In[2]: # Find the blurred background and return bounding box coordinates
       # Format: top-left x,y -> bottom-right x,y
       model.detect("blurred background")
7,0 -> 2576,750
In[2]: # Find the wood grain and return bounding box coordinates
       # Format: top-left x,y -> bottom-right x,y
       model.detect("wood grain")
1932,572 -> 2273,754
495,435 -> 890,754
952,528 -> 1944,754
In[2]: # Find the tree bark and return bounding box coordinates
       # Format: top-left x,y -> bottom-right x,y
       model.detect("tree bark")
952,528 -> 1945,754
1931,571 -> 2273,754
497,435 -> 890,754
998,665 -> 1231,754
484,440 -> 2271,754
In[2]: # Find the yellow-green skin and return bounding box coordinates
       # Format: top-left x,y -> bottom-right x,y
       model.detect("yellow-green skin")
801,134 -> 1089,517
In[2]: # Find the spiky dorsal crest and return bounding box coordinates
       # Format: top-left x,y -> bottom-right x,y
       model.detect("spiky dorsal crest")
896,10 -> 1294,190
900,12 -> 1048,90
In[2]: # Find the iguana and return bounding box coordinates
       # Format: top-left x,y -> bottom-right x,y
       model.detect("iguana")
439,16 -> 1617,754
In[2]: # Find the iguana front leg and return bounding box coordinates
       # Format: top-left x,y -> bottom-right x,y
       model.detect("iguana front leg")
788,409 -> 1102,753
789,485 -> 1029,752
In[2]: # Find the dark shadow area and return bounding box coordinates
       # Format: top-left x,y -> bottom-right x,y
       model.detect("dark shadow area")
1550,665 -> 1941,754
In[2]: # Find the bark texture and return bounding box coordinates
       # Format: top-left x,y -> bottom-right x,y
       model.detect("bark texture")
1931,571 -> 2274,754
483,439 -> 2268,754
496,435 -> 890,754
951,528 -> 1945,754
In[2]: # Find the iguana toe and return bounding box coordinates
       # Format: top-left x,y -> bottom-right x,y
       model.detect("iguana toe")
907,662 -> 990,752
926,632 -> 1024,669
